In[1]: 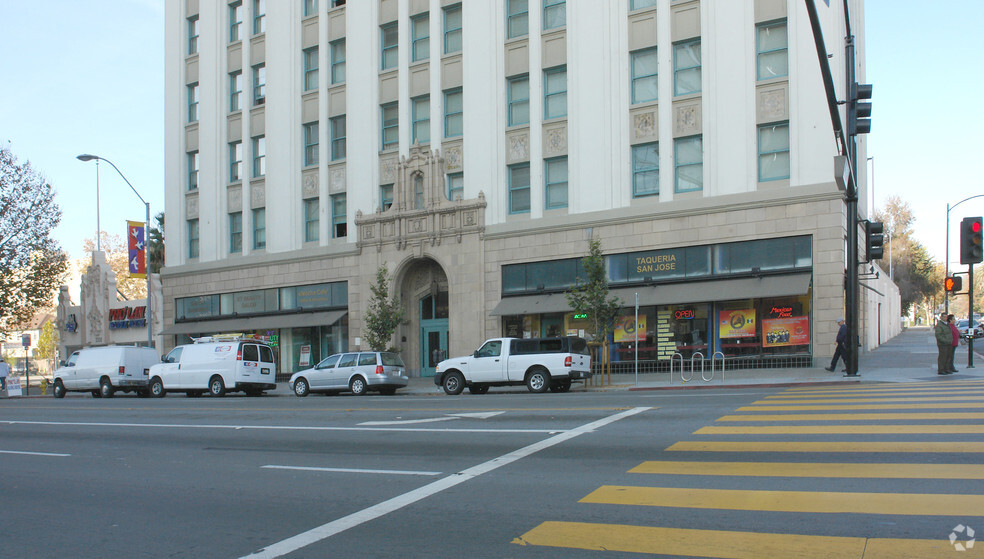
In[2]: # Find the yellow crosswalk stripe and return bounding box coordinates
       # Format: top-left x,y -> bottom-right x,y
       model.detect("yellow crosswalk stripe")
786,381 -> 984,392
668,440 -> 984,452
754,396 -> 984,404
718,412 -> 984,421
514,522 -> 961,558
764,390 -> 984,399
580,485 -> 984,516
738,402 -> 984,411
696,424 -> 984,434
629,460 -> 984,479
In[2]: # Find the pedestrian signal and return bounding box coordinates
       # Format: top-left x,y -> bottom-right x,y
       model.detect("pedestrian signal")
945,276 -> 962,292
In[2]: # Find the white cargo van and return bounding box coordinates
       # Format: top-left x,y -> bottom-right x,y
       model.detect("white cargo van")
52,346 -> 161,399
147,337 -> 277,397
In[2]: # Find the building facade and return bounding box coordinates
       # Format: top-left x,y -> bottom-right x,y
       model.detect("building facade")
163,0 -> 897,378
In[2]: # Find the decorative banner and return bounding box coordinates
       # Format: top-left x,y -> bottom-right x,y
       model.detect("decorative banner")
763,316 -> 810,347
719,309 -> 757,338
614,315 -> 647,343
127,220 -> 147,279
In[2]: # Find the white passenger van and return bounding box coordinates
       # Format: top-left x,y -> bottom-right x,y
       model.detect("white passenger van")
147,336 -> 277,397
52,346 -> 161,399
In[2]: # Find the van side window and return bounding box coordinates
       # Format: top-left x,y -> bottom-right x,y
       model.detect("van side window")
165,347 -> 183,364
66,352 -> 80,367
358,353 -> 378,366
242,344 -> 259,362
259,346 -> 274,363
337,353 -> 358,367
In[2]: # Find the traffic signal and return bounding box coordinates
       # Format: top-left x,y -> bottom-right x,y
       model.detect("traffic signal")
865,220 -> 884,262
849,83 -> 873,135
960,216 -> 983,264
945,276 -> 962,292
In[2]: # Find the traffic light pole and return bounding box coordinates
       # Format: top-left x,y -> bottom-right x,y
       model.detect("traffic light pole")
969,264 -> 976,369
844,22 -> 861,377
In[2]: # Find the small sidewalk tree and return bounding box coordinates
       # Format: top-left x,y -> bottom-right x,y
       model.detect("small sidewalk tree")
364,263 -> 406,352
566,236 -> 621,384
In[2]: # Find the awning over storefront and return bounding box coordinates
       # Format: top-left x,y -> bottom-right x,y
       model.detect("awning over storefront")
490,272 -> 812,316
161,310 -> 347,335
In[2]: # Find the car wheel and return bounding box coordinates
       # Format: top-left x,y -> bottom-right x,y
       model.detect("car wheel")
526,368 -> 551,393
442,372 -> 465,395
350,376 -> 367,396
149,378 -> 166,398
53,380 -> 66,399
468,384 -> 489,395
550,380 -> 572,393
100,378 -> 115,398
208,376 -> 226,397
293,378 -> 310,397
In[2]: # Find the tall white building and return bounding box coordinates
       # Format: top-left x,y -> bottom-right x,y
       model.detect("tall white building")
163,0 -> 898,378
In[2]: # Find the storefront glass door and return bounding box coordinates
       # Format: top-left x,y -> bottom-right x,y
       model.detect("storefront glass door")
420,322 -> 448,377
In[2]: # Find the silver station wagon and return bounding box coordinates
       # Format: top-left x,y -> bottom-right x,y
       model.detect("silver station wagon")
289,351 -> 409,396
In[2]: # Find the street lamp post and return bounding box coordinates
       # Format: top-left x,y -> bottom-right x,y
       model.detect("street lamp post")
76,154 -> 154,348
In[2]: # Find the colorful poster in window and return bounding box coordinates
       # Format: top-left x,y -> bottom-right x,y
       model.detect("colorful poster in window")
614,315 -> 647,343
762,316 -> 810,347
719,309 -> 756,338
299,345 -> 312,367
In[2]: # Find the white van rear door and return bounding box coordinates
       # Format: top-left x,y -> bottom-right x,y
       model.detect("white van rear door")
240,344 -> 261,381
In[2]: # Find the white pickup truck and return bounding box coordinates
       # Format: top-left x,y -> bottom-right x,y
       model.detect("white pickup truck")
434,336 -> 592,395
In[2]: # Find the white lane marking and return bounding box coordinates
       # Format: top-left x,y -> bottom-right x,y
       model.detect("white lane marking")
263,465 -> 441,476
242,406 -> 652,559
0,450 -> 71,457
1,420 -> 556,434
359,411 -> 506,426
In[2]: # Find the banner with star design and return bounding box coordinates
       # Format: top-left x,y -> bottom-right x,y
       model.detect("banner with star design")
127,220 -> 147,279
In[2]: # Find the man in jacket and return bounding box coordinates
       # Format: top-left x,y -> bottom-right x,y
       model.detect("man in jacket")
825,317 -> 848,372
935,312 -> 954,375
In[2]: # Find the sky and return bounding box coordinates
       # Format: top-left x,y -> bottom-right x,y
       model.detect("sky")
1,0 -> 982,270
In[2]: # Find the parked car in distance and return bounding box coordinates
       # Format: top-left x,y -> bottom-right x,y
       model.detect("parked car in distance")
147,336 -> 276,397
52,346 -> 160,398
289,351 -> 408,396
957,319 -> 983,341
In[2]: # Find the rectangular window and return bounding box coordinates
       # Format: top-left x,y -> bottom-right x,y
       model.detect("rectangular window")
413,175 -> 424,209
630,0 -> 657,10
229,1 -> 243,42
330,39 -> 346,84
380,23 -> 398,70
757,20 -> 788,80
674,135 -> 703,192
252,135 -> 265,177
447,172 -> 463,201
412,95 -> 430,144
507,75 -> 529,126
304,46 -> 319,91
543,0 -> 565,30
253,0 -> 265,34
331,0 -> 345,7
304,0 -> 318,17
508,163 -> 530,214
543,66 -> 567,120
380,184 -> 393,211
331,193 -> 347,238
230,141 -> 243,182
253,208 -> 266,249
188,15 -> 199,54
506,0 -> 528,39
444,88 -> 463,138
758,122 -> 790,181
187,83 -> 199,122
188,219 -> 200,258
188,151 -> 199,191
545,157 -> 568,209
630,47 -> 658,104
304,199 -> 320,242
330,115 -> 346,160
632,142 -> 659,197
411,14 -> 429,62
252,63 -> 266,105
443,4 -> 462,54
381,102 -> 399,150
303,122 -> 319,166
673,39 -> 701,96
230,70 -> 243,111
229,212 -> 242,253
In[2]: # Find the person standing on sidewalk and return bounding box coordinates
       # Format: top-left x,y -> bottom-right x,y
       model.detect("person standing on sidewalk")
0,357 -> 8,391
935,312 -> 954,375
947,314 -> 960,373
825,317 -> 848,372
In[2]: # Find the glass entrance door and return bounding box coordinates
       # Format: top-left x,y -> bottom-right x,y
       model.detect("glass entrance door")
421,322 -> 448,377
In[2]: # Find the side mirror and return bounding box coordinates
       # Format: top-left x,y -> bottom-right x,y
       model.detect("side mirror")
58,360 -> 65,367
161,356 -> 167,362
473,351 -> 480,358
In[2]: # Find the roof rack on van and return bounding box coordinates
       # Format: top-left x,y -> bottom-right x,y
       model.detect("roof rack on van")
192,334 -> 249,343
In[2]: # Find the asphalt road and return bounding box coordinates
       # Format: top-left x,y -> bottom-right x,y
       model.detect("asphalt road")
3,381 -> 983,558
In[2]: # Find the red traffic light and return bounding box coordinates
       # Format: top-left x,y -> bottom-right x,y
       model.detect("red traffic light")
945,276 -> 962,292
973,220 -> 982,234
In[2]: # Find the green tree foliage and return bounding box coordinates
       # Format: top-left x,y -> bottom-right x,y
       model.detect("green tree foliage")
566,236 -> 621,342
149,211 -> 164,274
363,263 -> 406,351
36,320 -> 59,364
0,147 -> 69,337
873,196 -> 936,314
83,232 -> 145,300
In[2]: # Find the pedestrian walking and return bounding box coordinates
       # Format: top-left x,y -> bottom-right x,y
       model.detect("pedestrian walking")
825,317 -> 848,372
935,312 -> 953,375
948,314 -> 960,373
0,357 -> 8,391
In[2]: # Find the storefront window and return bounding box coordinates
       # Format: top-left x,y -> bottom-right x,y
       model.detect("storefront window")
759,295 -> 811,355
715,301 -> 760,357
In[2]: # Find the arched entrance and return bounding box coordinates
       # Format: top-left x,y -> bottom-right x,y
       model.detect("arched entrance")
399,258 -> 448,377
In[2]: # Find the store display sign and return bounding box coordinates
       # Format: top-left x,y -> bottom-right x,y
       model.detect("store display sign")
234,291 -> 266,314
719,309 -> 756,338
299,345 -> 312,367
629,248 -> 687,280
614,315 -> 647,343
296,283 -> 334,309
763,317 -> 809,347
109,306 -> 148,329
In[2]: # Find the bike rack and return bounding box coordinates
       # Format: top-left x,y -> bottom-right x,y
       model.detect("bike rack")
670,352 -> 684,383
707,351 -> 726,382
690,352 -> 704,382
